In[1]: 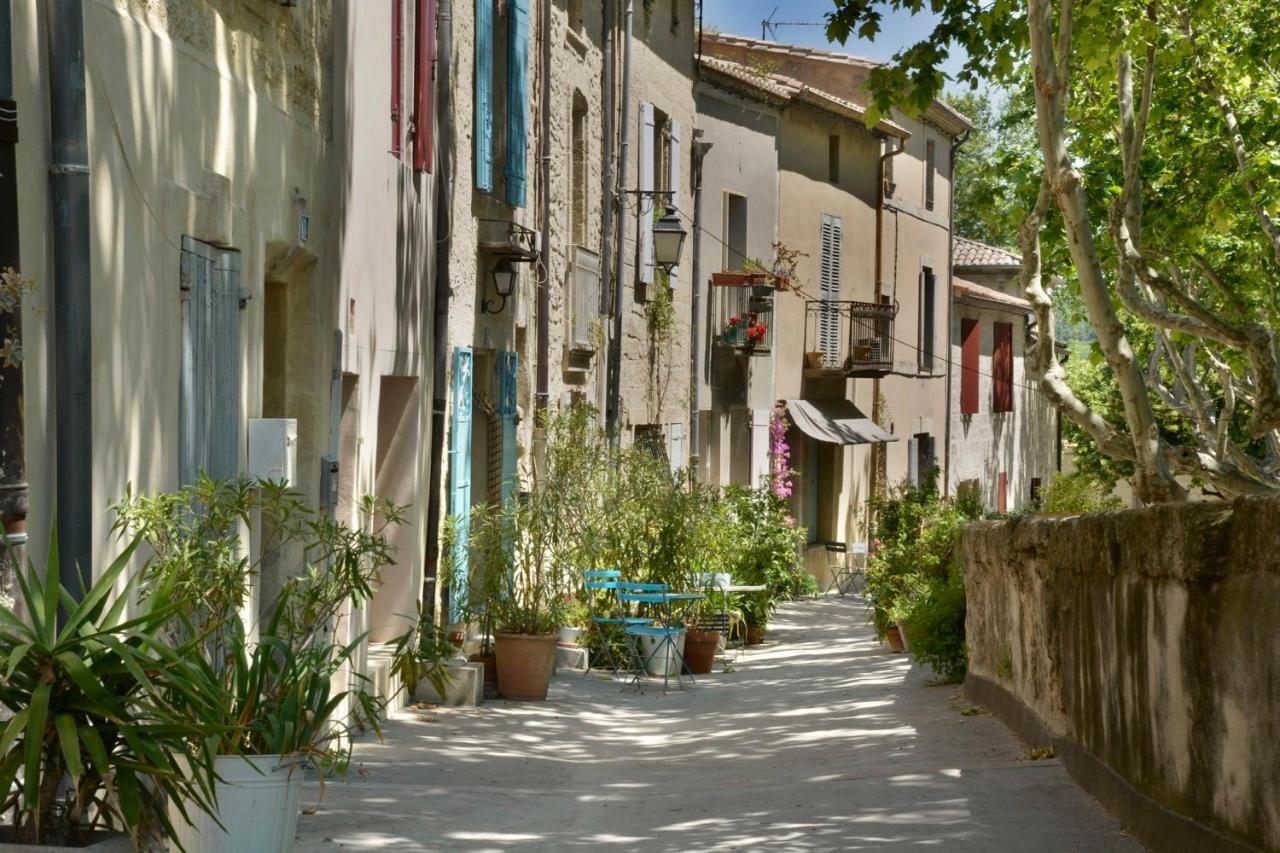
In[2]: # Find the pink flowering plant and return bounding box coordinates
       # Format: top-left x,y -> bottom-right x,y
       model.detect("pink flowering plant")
769,404 -> 795,502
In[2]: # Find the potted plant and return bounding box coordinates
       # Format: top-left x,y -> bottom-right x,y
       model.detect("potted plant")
558,594 -> 590,646
0,530 -> 223,850
113,476 -> 405,851
805,351 -> 824,369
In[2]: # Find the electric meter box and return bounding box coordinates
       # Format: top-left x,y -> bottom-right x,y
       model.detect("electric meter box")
320,455 -> 340,509
248,418 -> 298,486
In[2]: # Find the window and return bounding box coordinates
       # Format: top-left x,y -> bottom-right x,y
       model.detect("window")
882,137 -> 896,196
724,193 -> 748,270
908,433 -> 936,489
818,214 -> 843,363
828,134 -> 840,184
638,102 -> 681,285
993,322 -> 1014,412
180,237 -> 243,485
654,108 -> 673,198
960,317 -> 980,414
474,0 -> 494,190
1030,476 -> 1043,504
570,92 -> 588,245
925,139 -> 936,210
392,0 -> 403,158
919,266 -> 936,372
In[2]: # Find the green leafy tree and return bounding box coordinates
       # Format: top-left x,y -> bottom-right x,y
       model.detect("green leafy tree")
828,0 -> 1280,501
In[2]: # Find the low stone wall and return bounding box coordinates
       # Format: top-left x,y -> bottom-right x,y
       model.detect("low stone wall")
962,498 -> 1280,853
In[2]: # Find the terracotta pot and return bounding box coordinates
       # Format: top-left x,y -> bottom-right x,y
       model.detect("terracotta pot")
682,629 -> 721,674
805,351 -> 824,369
495,633 -> 558,700
745,625 -> 766,645
469,652 -> 498,685
885,624 -> 907,653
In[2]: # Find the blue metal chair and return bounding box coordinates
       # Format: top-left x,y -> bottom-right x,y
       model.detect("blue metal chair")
618,583 -> 691,694
583,570 -> 648,679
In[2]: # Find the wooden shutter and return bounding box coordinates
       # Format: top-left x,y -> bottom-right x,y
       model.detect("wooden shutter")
412,0 -> 436,173
997,471 -> 1008,513
666,118 -> 681,287
668,422 -> 685,474
818,214 -> 842,363
504,0 -> 529,206
498,350 -> 518,507
960,317 -> 980,414
638,102 -> 655,284
919,268 -> 936,371
392,0 -> 403,158
993,322 -> 1013,412
448,347 -> 474,623
907,436 -> 920,488
474,0 -> 494,192
180,237 -> 242,485
925,139 -> 936,210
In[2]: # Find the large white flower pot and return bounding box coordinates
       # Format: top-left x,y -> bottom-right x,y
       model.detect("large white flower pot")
557,626 -> 584,646
168,754 -> 303,853
637,631 -> 686,677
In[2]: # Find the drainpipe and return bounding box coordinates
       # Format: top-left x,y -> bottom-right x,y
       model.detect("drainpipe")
599,0 -> 613,421
688,133 -> 711,482
47,0 -> 92,596
0,0 -> 27,599
424,0 -> 454,619
535,0 -> 551,411
869,134 -> 905,511
605,0 -> 632,439
943,127 -> 970,496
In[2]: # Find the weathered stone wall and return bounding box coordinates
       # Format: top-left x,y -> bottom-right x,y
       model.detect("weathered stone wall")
963,500 -> 1280,852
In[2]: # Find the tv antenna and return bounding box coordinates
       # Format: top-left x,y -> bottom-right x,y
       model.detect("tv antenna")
760,6 -> 824,41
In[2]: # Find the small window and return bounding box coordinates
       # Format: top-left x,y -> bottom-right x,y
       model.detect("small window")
882,138 -> 896,196
828,134 -> 840,184
925,139 -> 936,210
724,193 -> 748,270
1030,476 -> 1043,504
909,433 -> 937,489
919,267 -> 936,372
570,92 -> 589,246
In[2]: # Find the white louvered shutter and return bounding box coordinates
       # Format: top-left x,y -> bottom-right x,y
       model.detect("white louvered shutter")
638,102 -> 655,284
818,214 -> 843,363
666,118 -> 681,287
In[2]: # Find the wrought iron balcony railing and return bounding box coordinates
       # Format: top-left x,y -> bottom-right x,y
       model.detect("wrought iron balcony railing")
803,299 -> 897,377
712,278 -> 773,355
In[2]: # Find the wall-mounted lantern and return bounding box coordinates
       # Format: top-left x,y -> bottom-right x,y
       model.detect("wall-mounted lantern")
653,208 -> 687,271
483,257 -> 519,314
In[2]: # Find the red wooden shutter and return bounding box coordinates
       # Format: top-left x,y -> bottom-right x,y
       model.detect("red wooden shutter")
997,472 -> 1008,513
960,317 -> 980,414
993,322 -> 1013,412
391,0 -> 403,158
413,0 -> 436,172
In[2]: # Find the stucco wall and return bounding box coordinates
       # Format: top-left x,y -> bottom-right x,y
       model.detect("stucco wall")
963,501 -> 1280,852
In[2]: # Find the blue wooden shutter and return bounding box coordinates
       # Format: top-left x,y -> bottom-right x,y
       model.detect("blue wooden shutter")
666,118 -> 681,287
504,0 -> 529,207
498,350 -> 519,507
448,347 -> 474,623
474,0 -> 494,192
638,102 -> 655,284
180,237 -> 241,485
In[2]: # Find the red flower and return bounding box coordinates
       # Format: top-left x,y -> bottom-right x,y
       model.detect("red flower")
728,316 -> 740,326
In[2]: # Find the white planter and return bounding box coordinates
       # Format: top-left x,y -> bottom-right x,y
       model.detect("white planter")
557,626 -> 584,646
168,754 -> 303,853
637,631 -> 686,677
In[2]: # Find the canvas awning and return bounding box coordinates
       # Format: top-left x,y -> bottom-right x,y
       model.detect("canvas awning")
784,399 -> 897,445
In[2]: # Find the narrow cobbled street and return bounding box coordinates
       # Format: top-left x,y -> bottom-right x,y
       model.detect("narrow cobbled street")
295,597 -> 1139,852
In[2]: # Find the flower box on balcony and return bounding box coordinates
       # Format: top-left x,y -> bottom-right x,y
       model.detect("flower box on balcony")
710,271 -> 791,291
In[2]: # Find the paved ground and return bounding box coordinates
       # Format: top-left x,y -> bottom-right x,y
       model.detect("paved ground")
295,596 -> 1141,852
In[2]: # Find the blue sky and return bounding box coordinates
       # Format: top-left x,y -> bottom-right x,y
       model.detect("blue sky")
701,0 -> 967,79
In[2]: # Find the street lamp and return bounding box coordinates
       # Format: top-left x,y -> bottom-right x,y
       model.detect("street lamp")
483,257 -> 518,314
653,208 -> 687,270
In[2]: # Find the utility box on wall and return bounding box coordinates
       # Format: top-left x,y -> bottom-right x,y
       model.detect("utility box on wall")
248,418 -> 298,486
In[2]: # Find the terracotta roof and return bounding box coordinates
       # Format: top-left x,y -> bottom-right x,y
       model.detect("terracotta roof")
698,56 -> 909,138
953,278 -> 1031,312
702,33 -> 973,135
954,237 -> 1022,270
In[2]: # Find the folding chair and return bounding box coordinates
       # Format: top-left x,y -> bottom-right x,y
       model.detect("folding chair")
846,543 -> 869,595
583,570 -> 649,679
618,583 -> 691,694
823,542 -> 852,595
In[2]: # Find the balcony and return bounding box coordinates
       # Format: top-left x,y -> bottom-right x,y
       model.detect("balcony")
712,275 -> 774,356
803,299 -> 897,377
568,246 -> 601,354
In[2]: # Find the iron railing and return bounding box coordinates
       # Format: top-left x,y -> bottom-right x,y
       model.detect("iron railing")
568,246 -> 601,352
713,282 -> 773,355
803,299 -> 897,376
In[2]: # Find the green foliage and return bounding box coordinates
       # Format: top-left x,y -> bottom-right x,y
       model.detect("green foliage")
1038,471 -> 1125,515
866,474 -> 976,681
390,602 -> 457,703
0,529 -> 223,848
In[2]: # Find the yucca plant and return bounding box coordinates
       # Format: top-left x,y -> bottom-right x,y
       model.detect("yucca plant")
0,531 -> 223,848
